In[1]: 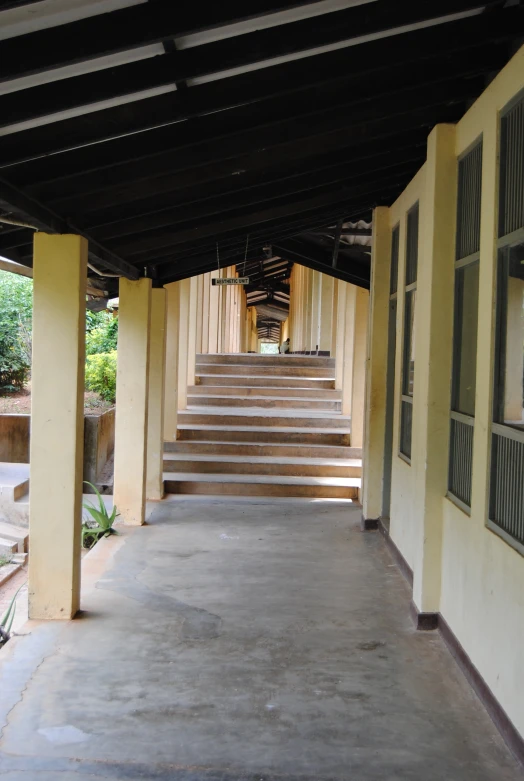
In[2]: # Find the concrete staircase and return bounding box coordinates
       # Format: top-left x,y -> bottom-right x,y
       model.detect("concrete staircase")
164,354 -> 361,500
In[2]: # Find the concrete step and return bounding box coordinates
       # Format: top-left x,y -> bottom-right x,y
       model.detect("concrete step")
187,395 -> 341,411
165,441 -> 360,459
164,472 -> 360,499
0,536 -> 18,557
178,409 -> 350,429
197,374 -> 336,389
0,462 -> 30,528
189,385 -> 342,399
163,453 -> 361,478
195,364 -> 334,378
177,425 -> 350,446
196,353 -> 335,368
0,521 -> 28,552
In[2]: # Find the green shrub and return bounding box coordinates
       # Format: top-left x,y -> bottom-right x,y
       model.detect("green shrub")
86,313 -> 118,355
85,351 -> 117,403
0,271 -> 32,392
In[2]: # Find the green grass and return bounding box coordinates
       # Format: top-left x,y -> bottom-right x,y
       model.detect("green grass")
0,555 -> 11,568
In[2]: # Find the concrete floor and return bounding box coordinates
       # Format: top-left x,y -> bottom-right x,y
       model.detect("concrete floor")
0,497 -> 521,780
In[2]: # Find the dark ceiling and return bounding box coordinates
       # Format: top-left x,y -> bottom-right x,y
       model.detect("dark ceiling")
0,0 -> 522,296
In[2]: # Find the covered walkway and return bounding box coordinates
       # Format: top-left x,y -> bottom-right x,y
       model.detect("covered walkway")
0,497 -> 520,780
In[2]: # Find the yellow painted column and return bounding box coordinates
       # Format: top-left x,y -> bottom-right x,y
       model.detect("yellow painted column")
201,273 -> 210,354
113,277 -> 152,526
29,233 -> 87,619
350,287 -> 369,449
305,268 -> 315,352
310,271 -> 321,352
146,288 -> 167,501
187,276 -> 198,386
163,282 -> 180,442
335,282 -> 347,390
319,273 -> 334,353
412,124 -> 457,616
195,274 -> 203,356
177,277 -> 190,410
341,284 -> 355,415
208,270 -> 220,353
362,207 -> 392,523
331,279 -> 339,358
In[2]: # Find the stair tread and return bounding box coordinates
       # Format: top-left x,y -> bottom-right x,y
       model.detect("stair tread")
0,521 -> 28,540
179,407 -> 348,418
0,462 -> 30,487
196,373 -> 334,380
177,424 -> 351,433
188,395 -> 338,402
164,453 -> 361,467
164,472 -> 361,487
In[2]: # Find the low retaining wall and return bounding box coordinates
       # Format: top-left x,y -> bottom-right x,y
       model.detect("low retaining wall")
0,409 -> 115,485
83,408 -> 115,485
0,415 -> 30,463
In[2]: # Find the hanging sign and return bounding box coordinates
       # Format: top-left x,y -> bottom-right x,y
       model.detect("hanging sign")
212,277 -> 249,286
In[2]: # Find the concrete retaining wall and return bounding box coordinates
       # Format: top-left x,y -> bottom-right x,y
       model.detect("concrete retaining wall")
0,409 -> 115,485
83,408 -> 115,485
0,415 -> 30,463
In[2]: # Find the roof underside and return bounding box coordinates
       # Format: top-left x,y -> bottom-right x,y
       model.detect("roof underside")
0,0 -> 522,296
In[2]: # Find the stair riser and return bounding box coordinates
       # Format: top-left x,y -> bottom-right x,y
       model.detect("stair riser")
164,480 -> 358,499
187,396 -> 341,411
189,385 -> 342,399
177,429 -> 350,445
165,442 -> 360,458
179,413 -> 347,429
196,365 -> 334,378
197,375 -> 336,389
196,354 -> 335,368
164,461 -> 361,478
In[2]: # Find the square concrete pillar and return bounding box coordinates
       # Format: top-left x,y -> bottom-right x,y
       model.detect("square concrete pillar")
201,273 -> 210,354
113,277 -> 152,525
350,287 -> 369,449
163,282 -> 180,442
319,273 -> 334,353
362,207 -> 391,524
341,284 -> 356,415
177,278 -> 191,410
187,276 -> 198,384
335,282 -> 347,390
208,271 -> 220,353
412,124 -> 457,616
29,233 -> 87,619
146,288 -> 167,501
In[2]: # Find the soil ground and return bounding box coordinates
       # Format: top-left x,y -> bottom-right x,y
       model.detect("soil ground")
0,385 -> 113,416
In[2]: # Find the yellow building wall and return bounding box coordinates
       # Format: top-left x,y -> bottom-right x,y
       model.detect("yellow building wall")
386,45 -> 524,735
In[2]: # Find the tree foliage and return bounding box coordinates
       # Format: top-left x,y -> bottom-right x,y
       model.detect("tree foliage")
0,271 -> 33,391
86,312 -> 118,355
85,351 -> 117,402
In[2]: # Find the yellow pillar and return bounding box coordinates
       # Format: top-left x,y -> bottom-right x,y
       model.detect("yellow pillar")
412,124 -> 457,617
209,270 -> 219,353
201,273 -> 210,354
335,282 -> 347,390
319,273 -> 334,353
146,288 -> 166,501
177,278 -> 190,410
163,282 -> 180,442
29,233 -> 87,619
310,271 -> 321,352
331,279 -> 339,358
350,287 -> 369,449
341,284 -> 355,415
504,277 -> 524,421
187,276 -> 198,386
113,277 -> 152,525
195,274 -> 203,356
362,207 -> 392,524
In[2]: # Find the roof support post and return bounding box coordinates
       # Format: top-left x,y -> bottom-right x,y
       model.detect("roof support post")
146,288 -> 167,501
113,277 -> 152,525
163,282 -> 180,442
29,233 -> 87,619
361,206 -> 392,528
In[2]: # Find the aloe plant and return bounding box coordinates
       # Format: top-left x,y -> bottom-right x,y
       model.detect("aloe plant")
0,586 -> 22,648
82,482 -> 119,549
